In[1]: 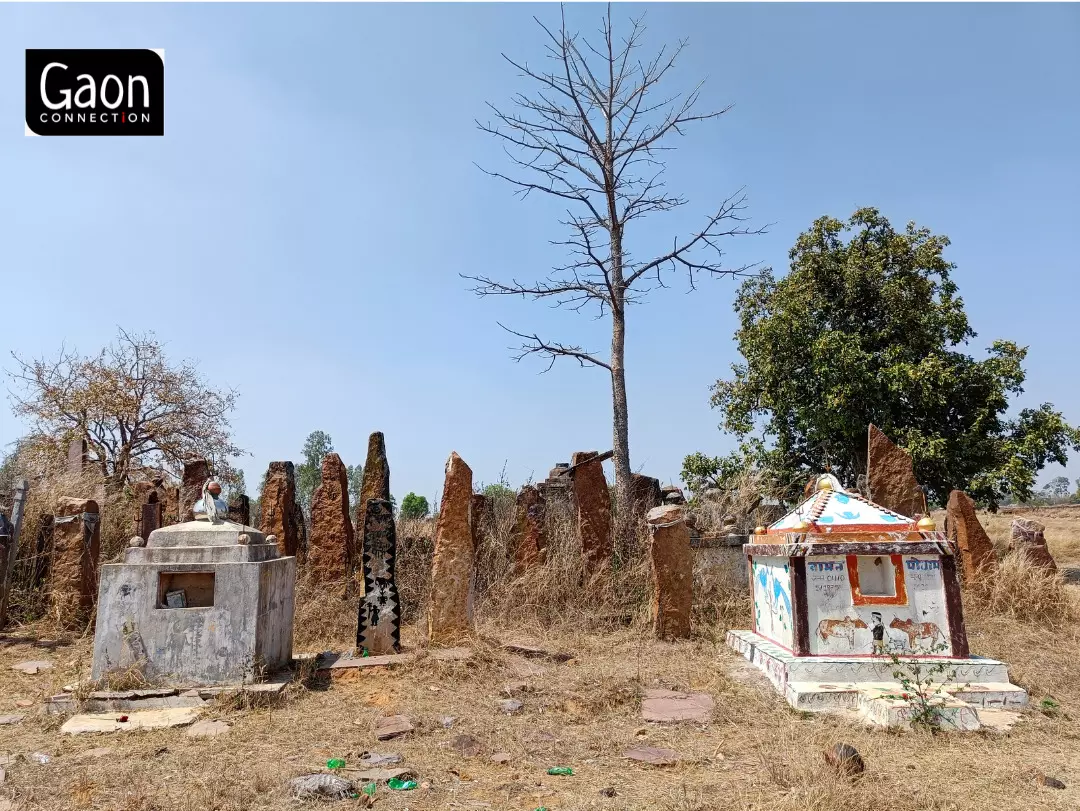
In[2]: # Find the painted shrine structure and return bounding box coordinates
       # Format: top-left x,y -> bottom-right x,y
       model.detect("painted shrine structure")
727,474 -> 1027,730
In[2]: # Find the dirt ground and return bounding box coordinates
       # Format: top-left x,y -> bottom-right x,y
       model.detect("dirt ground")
1,510 -> 1078,811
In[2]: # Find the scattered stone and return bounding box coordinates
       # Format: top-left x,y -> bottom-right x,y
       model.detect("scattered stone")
186,720 -> 231,738
511,486 -> 547,573
946,490 -> 997,576
360,752 -> 402,767
623,746 -> 681,766
1010,518 -> 1057,571
0,716 -> 24,726
448,734 -> 483,757
571,451 -> 613,575
28,752 -> 51,764
308,452 -> 355,591
14,700 -> 33,708
599,787 -> 617,797
288,773 -> 355,801
440,716 -> 455,729
824,743 -> 865,776
646,505 -> 693,640
50,497 -> 100,627
259,461 -> 305,558
661,485 -> 686,505
867,425 -> 923,518
356,498 -> 401,655
350,767 -> 415,783
1036,773 -> 1066,790
354,432 -> 391,588
428,452 -> 476,644
502,643 -> 573,663
374,715 -> 414,741
490,752 -> 511,764
499,699 -> 523,714
11,660 -> 53,674
60,707 -> 201,735
640,689 -> 714,723
128,535 -> 145,548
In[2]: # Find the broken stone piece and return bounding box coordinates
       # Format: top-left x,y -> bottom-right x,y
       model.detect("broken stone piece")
186,720 -> 231,737
11,660 -> 53,675
623,746 -> 681,766
128,536 -> 146,548
640,689 -> 713,723
824,743 -> 865,776
374,715 -> 414,741
447,734 -> 483,757
490,752 -> 511,764
0,716 -> 23,726
499,699 -> 523,714
359,752 -> 402,767
1037,773 -> 1066,790
14,700 -> 33,708
60,707 -> 200,735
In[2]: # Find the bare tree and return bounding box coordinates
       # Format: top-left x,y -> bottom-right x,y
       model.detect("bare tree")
8,328 -> 242,489
466,6 -> 761,539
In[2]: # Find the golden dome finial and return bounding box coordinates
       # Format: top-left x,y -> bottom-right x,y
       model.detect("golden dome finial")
754,525 -> 766,536
817,475 -> 833,492
793,516 -> 811,531
917,515 -> 936,531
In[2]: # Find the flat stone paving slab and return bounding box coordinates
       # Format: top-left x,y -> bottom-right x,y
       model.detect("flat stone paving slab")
11,660 -> 53,674
640,689 -> 714,723
623,746 -> 681,765
186,720 -> 231,738
318,647 -> 472,672
60,707 -> 201,735
374,715 -> 414,740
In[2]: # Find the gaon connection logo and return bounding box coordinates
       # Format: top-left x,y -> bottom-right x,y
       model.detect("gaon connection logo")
26,49 -> 164,136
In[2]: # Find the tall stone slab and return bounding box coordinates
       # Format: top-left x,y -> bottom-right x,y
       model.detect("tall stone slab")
49,497 -> 100,628
67,439 -> 88,474
1009,517 -> 1057,571
630,474 -> 663,515
511,485 -> 547,573
428,452 -> 475,644
356,498 -> 400,655
867,425 -> 923,518
226,494 -> 250,527
308,453 -> 354,588
647,505 -> 693,639
945,490 -> 996,577
470,493 -> 487,551
354,433 -> 390,586
571,451 -> 612,576
180,459 -> 211,523
260,462 -> 304,558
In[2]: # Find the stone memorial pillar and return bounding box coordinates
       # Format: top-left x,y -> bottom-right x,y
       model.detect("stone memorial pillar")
226,494 -> 250,527
308,452 -> 354,591
571,451 -> 613,576
1010,517 -> 1056,571
354,433 -> 390,589
260,462 -> 304,558
49,497 -> 100,628
428,452 -> 475,644
646,505 -> 693,640
867,425 -> 923,518
945,490 -> 996,576
511,485 -> 546,573
180,459 -> 211,522
356,498 -> 401,655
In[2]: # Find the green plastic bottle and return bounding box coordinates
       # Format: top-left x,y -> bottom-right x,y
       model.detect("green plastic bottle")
547,766 -> 573,776
387,778 -> 418,791
361,782 -> 376,796
326,758 -> 346,770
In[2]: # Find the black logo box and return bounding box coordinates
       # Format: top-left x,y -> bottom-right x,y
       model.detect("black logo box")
26,49 -> 164,136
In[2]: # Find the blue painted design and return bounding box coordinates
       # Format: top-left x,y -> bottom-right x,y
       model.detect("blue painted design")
772,577 -> 792,619
834,493 -> 850,504
880,514 -> 900,522
838,510 -> 861,520
756,567 -> 768,592
818,515 -> 834,523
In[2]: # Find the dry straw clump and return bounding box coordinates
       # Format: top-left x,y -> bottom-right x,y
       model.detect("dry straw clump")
967,550 -> 1080,626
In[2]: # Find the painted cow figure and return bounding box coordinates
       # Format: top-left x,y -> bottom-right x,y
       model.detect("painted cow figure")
816,616 -> 867,648
889,618 -> 946,650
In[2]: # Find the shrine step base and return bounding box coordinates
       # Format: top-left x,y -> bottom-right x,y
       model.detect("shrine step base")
727,630 -> 1027,731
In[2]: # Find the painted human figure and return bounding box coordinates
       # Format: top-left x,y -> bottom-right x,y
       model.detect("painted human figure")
871,612 -> 886,655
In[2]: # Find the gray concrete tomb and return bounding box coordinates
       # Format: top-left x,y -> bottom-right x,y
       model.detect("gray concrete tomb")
91,485 -> 296,685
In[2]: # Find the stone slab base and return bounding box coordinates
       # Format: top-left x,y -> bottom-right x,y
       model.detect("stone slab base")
726,630 -> 1027,731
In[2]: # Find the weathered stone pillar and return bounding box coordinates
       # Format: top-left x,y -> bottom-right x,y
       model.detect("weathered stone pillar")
226,494 -> 250,527
260,462 -> 303,558
945,490 -> 996,576
0,479 -> 29,629
67,439 -> 88,475
354,433 -> 390,587
1009,517 -> 1056,571
180,459 -> 211,522
356,498 -> 400,655
49,497 -> 100,628
428,452 -> 475,644
646,505 -> 693,640
511,485 -> 546,573
571,451 -> 612,576
867,425 -> 923,518
308,452 -> 354,589
630,474 -> 663,516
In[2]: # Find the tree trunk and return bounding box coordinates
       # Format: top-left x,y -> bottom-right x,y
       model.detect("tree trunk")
610,307 -> 633,547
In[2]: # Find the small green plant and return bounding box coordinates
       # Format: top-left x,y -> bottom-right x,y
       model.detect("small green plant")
1039,696 -> 1061,717
886,642 -> 959,732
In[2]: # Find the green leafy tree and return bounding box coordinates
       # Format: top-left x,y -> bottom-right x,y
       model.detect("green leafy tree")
1043,475 -> 1072,502
400,492 -> 430,520
346,464 -> 363,508
296,431 -> 333,514
688,209 -> 1079,508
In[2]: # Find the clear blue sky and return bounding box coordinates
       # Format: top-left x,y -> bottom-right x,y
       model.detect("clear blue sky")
2,3 -> 1078,505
